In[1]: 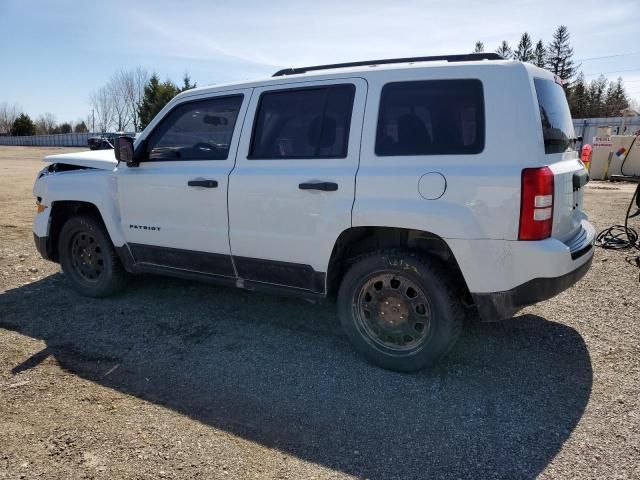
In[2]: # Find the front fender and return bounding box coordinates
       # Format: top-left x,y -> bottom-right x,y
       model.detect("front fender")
33,169 -> 125,247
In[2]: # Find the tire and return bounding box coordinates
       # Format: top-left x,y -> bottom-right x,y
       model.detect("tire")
337,250 -> 463,372
58,215 -> 129,297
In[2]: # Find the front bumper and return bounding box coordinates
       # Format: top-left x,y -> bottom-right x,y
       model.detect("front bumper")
472,252 -> 593,321
33,233 -> 53,261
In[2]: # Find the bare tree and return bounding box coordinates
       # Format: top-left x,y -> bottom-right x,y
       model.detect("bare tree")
43,112 -> 57,133
35,112 -> 57,134
115,67 -> 149,132
90,86 -> 114,132
0,101 -> 20,135
34,116 -> 47,135
107,75 -> 130,132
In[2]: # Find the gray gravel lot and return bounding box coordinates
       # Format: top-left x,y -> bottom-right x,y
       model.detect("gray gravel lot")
0,147 -> 639,479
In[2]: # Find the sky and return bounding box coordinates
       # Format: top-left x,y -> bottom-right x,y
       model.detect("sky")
1,0 -> 639,124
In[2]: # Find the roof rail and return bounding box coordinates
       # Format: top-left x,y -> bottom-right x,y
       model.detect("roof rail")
272,53 -> 503,77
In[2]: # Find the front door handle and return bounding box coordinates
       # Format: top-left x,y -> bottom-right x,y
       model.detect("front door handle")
188,179 -> 218,188
298,181 -> 338,191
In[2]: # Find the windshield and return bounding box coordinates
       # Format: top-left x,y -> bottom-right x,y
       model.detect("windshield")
534,78 -> 575,154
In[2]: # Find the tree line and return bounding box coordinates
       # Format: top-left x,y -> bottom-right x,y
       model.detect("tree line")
0,101 -> 89,136
1,68 -> 196,136
474,25 -> 633,118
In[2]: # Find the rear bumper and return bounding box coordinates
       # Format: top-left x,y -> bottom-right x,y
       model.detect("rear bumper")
472,252 -> 593,321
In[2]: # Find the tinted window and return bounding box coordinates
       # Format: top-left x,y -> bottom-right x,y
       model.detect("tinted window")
534,78 -> 575,154
376,80 -> 484,156
250,85 -> 355,159
147,95 -> 243,161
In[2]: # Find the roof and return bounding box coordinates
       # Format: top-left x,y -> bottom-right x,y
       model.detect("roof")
176,55 -> 525,100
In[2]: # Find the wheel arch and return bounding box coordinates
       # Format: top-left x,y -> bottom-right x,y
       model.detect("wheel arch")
326,226 -> 472,304
48,201 -> 108,262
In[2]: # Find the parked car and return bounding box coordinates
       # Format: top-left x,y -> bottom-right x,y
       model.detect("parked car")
87,134 -> 116,150
32,53 -> 594,371
88,133 -> 132,150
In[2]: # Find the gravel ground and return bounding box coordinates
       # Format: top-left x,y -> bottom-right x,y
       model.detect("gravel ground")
0,146 -> 639,480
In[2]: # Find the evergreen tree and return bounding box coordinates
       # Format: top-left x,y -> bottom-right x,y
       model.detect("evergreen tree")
514,33 -> 535,62
138,74 -> 180,130
533,40 -> 546,68
586,75 -> 608,118
10,113 -> 35,136
495,41 -> 513,59
546,26 -> 578,87
181,73 -> 196,92
604,77 -> 629,117
59,122 -> 72,134
568,73 -> 587,118
74,121 -> 88,133
474,41 -> 485,53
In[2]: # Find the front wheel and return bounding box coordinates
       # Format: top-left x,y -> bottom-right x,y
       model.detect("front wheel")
58,215 -> 129,297
337,250 -> 463,372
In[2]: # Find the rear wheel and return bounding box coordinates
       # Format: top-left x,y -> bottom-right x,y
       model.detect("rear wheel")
58,215 -> 128,297
337,250 -> 463,372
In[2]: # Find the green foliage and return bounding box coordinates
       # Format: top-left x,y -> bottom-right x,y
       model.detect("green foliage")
10,113 -> 35,136
138,74 -> 179,130
514,33 -> 535,62
59,122 -> 72,134
568,75 -> 629,118
74,121 -> 88,133
138,72 -> 197,130
546,25 -> 578,87
533,40 -> 546,68
603,77 -> 628,117
181,73 -> 196,91
586,75 -> 608,117
495,41 -> 512,59
568,73 -> 588,118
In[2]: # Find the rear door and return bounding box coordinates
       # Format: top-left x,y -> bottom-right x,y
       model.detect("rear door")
228,78 -> 367,292
533,77 -> 587,242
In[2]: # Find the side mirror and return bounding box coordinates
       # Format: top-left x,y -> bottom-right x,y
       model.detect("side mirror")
115,136 -> 137,166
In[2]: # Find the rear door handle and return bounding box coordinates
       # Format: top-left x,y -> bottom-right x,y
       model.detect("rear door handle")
298,181 -> 338,191
188,179 -> 218,188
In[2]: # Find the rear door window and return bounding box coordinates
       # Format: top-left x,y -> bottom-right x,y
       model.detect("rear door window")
376,79 -> 485,156
147,95 -> 243,161
534,78 -> 576,154
249,85 -> 355,159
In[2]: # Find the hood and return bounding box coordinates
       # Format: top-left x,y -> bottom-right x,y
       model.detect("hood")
43,149 -> 117,171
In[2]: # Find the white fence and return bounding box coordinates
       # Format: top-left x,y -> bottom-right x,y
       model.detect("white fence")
0,132 -> 101,147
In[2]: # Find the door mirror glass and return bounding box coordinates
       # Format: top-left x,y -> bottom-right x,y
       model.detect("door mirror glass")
115,136 -> 136,165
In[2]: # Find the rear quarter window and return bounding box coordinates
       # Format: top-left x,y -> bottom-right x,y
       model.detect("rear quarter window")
534,78 -> 576,154
376,79 -> 485,156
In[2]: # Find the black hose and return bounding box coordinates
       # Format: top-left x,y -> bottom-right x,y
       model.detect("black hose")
595,183 -> 639,250
595,181 -> 640,280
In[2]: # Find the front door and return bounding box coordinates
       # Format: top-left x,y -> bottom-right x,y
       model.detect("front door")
228,78 -> 367,292
118,89 -> 251,277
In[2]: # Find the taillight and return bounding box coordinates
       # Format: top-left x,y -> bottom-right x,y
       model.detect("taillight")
519,167 -> 554,240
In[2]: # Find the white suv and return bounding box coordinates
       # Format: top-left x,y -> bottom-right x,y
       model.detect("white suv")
32,53 -> 594,371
